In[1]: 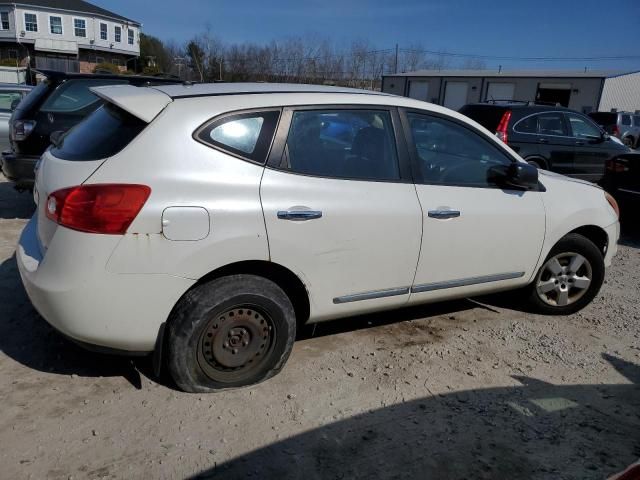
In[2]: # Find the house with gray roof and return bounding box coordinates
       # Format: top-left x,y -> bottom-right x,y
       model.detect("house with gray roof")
0,0 -> 140,74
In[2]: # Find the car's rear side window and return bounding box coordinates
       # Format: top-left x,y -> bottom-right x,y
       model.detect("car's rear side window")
51,103 -> 146,161
195,110 -> 280,164
0,91 -> 24,113
279,109 -> 400,181
634,115 -> 640,127
621,114 -> 631,126
40,79 -> 126,113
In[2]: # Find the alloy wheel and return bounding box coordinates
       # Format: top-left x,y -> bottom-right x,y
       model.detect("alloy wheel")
535,252 -> 592,307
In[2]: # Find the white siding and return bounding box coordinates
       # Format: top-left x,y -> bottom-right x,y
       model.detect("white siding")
599,72 -> 640,112
12,6 -> 140,56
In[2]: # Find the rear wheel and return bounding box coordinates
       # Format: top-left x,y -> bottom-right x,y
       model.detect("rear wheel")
525,233 -> 605,315
623,136 -> 634,148
167,275 -> 296,393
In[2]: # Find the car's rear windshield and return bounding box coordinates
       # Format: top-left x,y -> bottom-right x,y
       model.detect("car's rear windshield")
458,105 -> 508,131
51,103 -> 146,161
588,112 -> 617,125
14,81 -> 50,114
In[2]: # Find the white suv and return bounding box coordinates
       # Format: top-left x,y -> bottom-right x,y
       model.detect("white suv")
17,83 -> 620,392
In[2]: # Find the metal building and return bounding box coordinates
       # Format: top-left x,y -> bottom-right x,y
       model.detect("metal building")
382,69 -> 640,114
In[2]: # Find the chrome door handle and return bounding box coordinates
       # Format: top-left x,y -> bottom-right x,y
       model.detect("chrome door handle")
277,210 -> 323,221
428,210 -> 461,219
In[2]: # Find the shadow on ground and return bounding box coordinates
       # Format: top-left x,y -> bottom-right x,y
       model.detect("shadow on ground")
0,178 -> 35,219
194,354 -> 640,480
0,254 -> 143,388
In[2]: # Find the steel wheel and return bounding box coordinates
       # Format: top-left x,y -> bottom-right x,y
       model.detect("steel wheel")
197,305 -> 275,383
535,252 -> 593,307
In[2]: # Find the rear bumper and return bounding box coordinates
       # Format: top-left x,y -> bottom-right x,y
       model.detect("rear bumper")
17,215 -> 195,352
1,151 -> 38,188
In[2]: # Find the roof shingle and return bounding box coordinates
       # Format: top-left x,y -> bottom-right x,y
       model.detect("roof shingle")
3,0 -> 139,24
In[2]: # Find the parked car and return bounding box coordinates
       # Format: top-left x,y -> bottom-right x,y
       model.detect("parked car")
0,84 -> 32,152
17,84 -> 619,392
601,154 -> 640,218
0,69 -> 179,190
459,101 -> 632,183
588,111 -> 640,149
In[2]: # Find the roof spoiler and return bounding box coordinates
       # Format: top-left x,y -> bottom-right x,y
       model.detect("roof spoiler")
90,85 -> 172,123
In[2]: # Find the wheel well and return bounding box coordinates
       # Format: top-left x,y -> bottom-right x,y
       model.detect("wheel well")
191,261 -> 311,327
526,156 -> 548,169
569,225 -> 608,256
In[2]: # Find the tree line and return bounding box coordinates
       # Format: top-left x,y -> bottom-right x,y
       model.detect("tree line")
138,30 -> 486,89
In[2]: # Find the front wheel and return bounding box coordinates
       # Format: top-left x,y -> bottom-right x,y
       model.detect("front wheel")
525,233 -> 605,315
167,275 -> 296,393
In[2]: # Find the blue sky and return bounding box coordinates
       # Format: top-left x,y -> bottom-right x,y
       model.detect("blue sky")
93,0 -> 640,71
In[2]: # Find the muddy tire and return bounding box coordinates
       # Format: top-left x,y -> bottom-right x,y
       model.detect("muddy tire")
167,275 -> 296,393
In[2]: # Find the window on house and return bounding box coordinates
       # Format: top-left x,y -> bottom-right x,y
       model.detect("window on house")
111,57 -> 123,66
0,12 -> 9,30
96,56 -> 105,64
8,49 -> 17,59
128,29 -> 134,45
24,13 -> 37,32
114,25 -> 121,42
50,16 -> 62,35
74,18 -> 86,37
100,22 -> 107,40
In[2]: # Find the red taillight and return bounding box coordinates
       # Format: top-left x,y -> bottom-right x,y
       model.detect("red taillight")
45,184 -> 151,234
495,110 -> 512,143
611,125 -> 620,136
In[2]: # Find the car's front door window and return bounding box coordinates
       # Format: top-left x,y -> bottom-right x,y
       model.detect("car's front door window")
406,112 -> 512,187
567,113 -> 602,139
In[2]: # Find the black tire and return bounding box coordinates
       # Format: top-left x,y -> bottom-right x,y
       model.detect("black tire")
167,274 -> 296,393
623,136 -> 634,148
526,159 -> 545,169
525,233 -> 605,315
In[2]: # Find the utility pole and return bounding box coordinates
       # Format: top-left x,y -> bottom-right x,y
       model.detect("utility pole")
394,43 -> 398,74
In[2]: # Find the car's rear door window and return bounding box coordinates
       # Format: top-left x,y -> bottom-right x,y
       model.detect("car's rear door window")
633,115 -> 640,127
50,103 -> 146,161
536,113 -> 568,136
195,110 -> 280,164
40,79 -> 126,113
621,114 -> 631,126
279,109 -> 400,181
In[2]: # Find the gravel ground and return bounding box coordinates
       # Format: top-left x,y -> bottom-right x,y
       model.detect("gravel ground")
0,173 -> 638,480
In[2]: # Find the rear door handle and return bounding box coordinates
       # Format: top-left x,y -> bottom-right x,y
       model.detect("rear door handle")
575,140 -> 584,146
538,138 -> 548,144
428,210 -> 461,219
277,210 -> 323,221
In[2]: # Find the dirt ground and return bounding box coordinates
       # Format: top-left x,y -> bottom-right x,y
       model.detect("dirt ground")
0,173 -> 638,480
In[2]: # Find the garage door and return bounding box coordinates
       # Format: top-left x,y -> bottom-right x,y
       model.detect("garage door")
408,81 -> 429,101
443,82 -> 468,110
486,82 -> 515,101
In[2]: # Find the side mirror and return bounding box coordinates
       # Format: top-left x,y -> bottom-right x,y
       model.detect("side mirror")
10,98 -> 20,112
50,130 -> 64,147
488,162 -> 539,190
